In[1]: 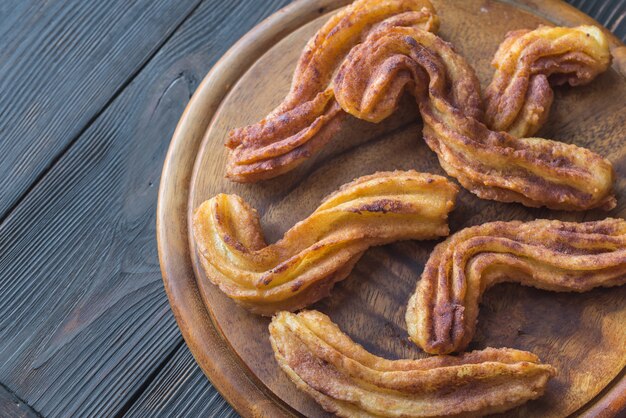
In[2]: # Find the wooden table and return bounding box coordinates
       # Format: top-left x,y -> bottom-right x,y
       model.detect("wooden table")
0,1 -> 623,417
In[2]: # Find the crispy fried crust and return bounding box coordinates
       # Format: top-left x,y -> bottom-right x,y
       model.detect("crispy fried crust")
193,171 -> 457,315
484,26 -> 611,137
333,25 -> 615,210
406,218 -> 626,355
225,0 -> 439,182
270,310 -> 556,417
225,0 -> 615,210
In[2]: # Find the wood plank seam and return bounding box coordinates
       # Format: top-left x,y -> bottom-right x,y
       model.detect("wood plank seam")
122,342 -> 238,418
0,0 -> 294,415
0,0 -> 205,229
0,382 -> 43,418
112,339 -> 186,418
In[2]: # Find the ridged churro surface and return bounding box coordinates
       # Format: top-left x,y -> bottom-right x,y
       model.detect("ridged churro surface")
193,171 -> 457,315
270,310 -> 556,418
224,0 -> 615,210
334,25 -> 615,210
406,218 -> 626,355
484,25 -> 612,137
225,0 -> 438,182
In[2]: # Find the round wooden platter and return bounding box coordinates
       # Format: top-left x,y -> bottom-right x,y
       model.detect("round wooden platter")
157,0 -> 626,417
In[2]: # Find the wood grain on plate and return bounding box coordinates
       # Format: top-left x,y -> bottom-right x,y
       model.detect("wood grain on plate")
158,0 -> 626,417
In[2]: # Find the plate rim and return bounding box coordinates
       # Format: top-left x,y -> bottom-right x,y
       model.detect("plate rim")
156,0 -> 626,416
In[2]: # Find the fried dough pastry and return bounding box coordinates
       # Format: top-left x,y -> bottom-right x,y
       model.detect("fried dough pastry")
406,218 -> 626,355
193,171 -> 457,315
485,25 -> 611,137
270,310 -> 556,417
333,25 -> 615,210
225,0 -> 439,182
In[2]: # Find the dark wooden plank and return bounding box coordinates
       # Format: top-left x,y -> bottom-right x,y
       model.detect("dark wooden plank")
124,343 -> 238,418
0,384 -> 40,418
0,2 -> 36,39
0,0 -> 202,219
0,0 -> 290,417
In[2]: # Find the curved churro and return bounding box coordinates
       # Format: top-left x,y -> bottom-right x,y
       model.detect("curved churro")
193,171 -> 457,315
225,0 -> 439,182
270,310 -> 556,417
334,25 -> 615,210
406,218 -> 626,355
484,25 -> 612,137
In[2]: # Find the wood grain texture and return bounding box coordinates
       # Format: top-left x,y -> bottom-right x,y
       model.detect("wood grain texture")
0,384 -> 39,418
0,0 -> 622,417
0,0 -> 202,219
0,1 -> 290,417
124,343 -> 238,418
159,0 -> 626,417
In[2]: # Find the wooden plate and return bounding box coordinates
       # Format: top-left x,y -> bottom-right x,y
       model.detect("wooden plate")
157,0 -> 626,416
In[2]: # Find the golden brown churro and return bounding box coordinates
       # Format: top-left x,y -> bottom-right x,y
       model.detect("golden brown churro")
406,218 -> 626,355
227,4 -> 615,209
334,25 -> 615,210
214,1 -> 623,413
270,310 -> 556,418
484,26 -> 612,137
193,171 -> 457,315
225,0 -> 438,182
